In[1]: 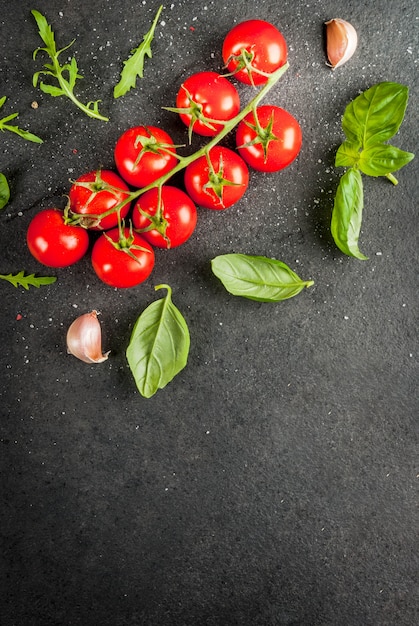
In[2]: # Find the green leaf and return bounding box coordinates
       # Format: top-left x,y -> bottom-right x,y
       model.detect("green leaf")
126,284 -> 190,398
211,254 -> 314,302
331,168 -> 367,260
0,271 -> 57,289
342,82 -> 409,148
67,57 -> 82,90
335,140 -> 361,168
9,127 -> 43,143
0,173 -> 10,209
114,5 -> 163,98
1,123 -> 43,142
31,10 -> 108,122
0,96 -> 43,143
358,144 -> 415,177
39,83 -> 65,97
0,112 -> 19,124
32,9 -> 57,53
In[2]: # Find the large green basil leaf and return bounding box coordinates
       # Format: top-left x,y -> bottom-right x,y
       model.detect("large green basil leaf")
211,254 -> 314,302
342,82 -> 409,148
331,168 -> 367,260
126,284 -> 190,398
0,173 -> 10,210
335,140 -> 361,168
359,144 -> 415,177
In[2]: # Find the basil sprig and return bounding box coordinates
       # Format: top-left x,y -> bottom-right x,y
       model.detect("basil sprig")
211,254 -> 314,302
126,284 -> 190,398
331,82 -> 414,259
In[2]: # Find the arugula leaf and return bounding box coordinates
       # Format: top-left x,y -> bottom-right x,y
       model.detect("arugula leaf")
331,168 -> 367,260
211,254 -> 314,302
126,284 -> 190,398
0,173 -> 10,210
0,95 -> 43,143
31,10 -> 108,121
114,5 -> 163,98
0,271 -> 57,289
342,82 -> 409,148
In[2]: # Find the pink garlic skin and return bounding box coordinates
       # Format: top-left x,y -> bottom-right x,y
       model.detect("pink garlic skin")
325,18 -> 358,69
66,310 -> 110,364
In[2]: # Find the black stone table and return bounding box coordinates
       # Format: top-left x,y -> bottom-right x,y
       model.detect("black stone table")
1,1 -> 417,624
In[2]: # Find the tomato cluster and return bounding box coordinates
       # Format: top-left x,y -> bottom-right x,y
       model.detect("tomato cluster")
26,19 -> 302,289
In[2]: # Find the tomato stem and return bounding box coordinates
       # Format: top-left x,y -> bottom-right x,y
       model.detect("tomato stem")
100,61 -> 289,218
135,62 -> 288,191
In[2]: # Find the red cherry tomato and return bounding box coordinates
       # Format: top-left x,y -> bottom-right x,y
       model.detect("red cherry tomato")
184,146 -> 249,210
26,208 -> 89,267
236,105 -> 302,172
91,227 -> 155,288
68,169 -> 131,230
114,126 -> 178,188
132,186 -> 197,249
175,71 -> 240,137
222,19 -> 287,85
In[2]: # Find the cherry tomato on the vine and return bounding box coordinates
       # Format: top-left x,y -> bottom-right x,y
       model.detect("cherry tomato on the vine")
91,227 -> 155,288
184,146 -> 249,210
68,169 -> 131,230
222,19 -> 287,86
175,71 -> 240,137
114,126 -> 178,188
26,208 -> 89,268
236,105 -> 302,172
132,186 -> 197,249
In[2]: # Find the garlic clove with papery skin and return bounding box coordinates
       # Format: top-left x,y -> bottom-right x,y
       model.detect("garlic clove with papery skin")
66,310 -> 110,364
325,18 -> 358,69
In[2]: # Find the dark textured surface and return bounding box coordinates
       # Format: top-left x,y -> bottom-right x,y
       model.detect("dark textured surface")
1,1 -> 418,624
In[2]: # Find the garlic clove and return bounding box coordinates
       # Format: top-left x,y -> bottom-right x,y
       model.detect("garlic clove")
66,310 -> 110,364
325,18 -> 358,69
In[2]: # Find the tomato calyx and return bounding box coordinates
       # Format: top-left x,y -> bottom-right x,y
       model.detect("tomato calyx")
164,84 -> 224,143
237,108 -> 279,163
133,130 -> 184,169
70,169 -> 129,198
223,47 -> 273,87
103,221 -> 152,264
134,187 -> 172,247
63,202 -> 94,227
67,169 -> 130,228
203,150 -> 244,208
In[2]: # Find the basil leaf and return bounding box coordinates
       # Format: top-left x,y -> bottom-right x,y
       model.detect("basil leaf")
335,140 -> 361,168
0,173 -> 10,209
331,168 -> 367,260
126,284 -> 190,398
211,254 -> 314,302
342,82 -> 409,148
358,144 -> 415,177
